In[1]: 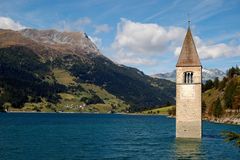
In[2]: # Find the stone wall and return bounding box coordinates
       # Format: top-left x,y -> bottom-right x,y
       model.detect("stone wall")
176,66 -> 202,138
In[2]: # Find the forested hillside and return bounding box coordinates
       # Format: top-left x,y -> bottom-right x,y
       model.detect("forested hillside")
203,66 -> 240,123
0,29 -> 175,113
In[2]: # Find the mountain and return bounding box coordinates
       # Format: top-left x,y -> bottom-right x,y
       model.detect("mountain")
152,70 -> 177,82
202,68 -> 226,82
0,29 -> 175,112
152,68 -> 226,83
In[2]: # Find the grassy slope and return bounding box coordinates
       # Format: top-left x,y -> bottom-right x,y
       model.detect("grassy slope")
8,67 -> 129,113
139,106 -> 175,115
56,83 -> 129,113
53,68 -> 76,86
80,83 -> 129,112
49,68 -> 129,113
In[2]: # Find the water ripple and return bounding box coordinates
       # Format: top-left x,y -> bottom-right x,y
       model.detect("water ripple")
0,113 -> 239,160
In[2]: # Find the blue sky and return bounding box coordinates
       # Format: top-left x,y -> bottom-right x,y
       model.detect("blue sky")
0,0 -> 240,74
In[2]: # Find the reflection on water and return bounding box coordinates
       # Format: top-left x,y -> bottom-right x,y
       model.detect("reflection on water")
175,138 -> 204,159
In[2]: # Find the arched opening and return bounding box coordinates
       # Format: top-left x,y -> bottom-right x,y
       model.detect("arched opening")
184,72 -> 193,84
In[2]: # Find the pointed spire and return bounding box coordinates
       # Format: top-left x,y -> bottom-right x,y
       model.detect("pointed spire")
187,13 -> 191,28
176,26 -> 201,67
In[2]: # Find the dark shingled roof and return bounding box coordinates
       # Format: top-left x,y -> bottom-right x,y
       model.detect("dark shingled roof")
176,27 -> 201,67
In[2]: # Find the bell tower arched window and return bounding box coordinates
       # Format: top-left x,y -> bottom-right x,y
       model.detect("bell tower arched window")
184,72 -> 193,84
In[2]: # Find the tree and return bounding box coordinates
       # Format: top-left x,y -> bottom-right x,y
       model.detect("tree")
236,65 -> 240,75
214,77 -> 219,89
227,66 -> 240,78
233,95 -> 240,112
203,80 -> 214,92
224,80 -> 236,109
165,101 -> 171,106
219,77 -> 227,90
227,67 -> 236,78
213,98 -> 223,118
168,106 -> 176,116
2,102 -> 11,111
202,100 -> 207,114
0,104 -> 4,112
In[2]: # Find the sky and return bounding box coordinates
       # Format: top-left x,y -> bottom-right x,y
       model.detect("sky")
0,0 -> 240,75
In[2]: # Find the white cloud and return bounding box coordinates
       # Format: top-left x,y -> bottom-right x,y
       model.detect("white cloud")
94,24 -> 111,34
113,49 -> 157,66
0,16 -> 26,30
111,18 -> 240,67
111,18 -> 185,65
112,18 -> 185,55
175,35 -> 240,59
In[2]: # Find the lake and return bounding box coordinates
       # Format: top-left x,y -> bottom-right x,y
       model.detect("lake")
0,113 -> 239,160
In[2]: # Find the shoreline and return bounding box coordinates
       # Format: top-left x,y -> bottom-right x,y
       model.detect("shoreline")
2,111 -> 239,125
204,117 -> 240,125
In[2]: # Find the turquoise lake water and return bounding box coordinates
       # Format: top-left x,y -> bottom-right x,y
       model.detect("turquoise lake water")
0,113 -> 239,160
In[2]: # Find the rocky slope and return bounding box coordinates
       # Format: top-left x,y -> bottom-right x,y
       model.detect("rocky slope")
21,29 -> 100,56
0,29 -> 175,112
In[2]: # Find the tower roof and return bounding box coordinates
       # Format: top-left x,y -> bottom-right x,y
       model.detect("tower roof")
176,27 -> 201,67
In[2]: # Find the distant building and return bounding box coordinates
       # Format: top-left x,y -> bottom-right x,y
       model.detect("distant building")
176,25 -> 202,138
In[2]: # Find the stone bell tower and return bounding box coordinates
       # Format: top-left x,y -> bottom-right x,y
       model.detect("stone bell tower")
176,26 -> 202,138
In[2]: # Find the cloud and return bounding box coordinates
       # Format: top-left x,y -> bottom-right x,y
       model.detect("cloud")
56,17 -> 110,35
111,18 -> 185,65
75,17 -> 91,26
112,18 -> 240,67
94,24 -> 111,34
113,49 -> 157,66
0,16 -> 26,30
175,36 -> 240,59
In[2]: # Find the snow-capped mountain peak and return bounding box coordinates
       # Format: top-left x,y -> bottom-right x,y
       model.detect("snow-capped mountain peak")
152,68 -> 225,83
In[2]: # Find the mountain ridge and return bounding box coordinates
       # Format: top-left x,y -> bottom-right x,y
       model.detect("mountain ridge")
21,29 -> 101,56
152,68 -> 226,83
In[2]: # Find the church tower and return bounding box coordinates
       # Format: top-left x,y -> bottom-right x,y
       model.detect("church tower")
176,26 -> 202,138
